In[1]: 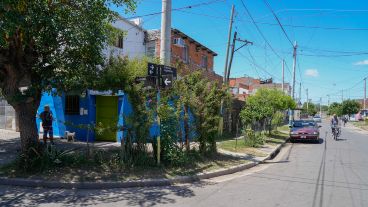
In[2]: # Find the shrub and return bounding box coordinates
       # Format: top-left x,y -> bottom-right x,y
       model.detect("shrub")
243,129 -> 265,148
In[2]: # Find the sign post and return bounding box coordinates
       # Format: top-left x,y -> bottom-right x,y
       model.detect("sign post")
144,63 -> 177,165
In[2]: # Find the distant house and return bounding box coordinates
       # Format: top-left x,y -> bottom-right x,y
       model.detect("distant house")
104,17 -> 147,59
146,28 -> 222,83
229,76 -> 291,101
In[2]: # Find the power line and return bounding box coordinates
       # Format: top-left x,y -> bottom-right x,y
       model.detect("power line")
239,0 -> 296,85
126,0 -> 225,19
168,9 -> 368,31
262,0 -> 294,46
239,0 -> 289,61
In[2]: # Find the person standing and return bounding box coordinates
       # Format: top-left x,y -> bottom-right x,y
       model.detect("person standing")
40,105 -> 54,145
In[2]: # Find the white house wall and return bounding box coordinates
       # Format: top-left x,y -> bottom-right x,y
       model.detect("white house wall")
103,18 -> 146,59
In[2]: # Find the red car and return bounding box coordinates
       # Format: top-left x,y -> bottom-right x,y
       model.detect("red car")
289,120 -> 321,142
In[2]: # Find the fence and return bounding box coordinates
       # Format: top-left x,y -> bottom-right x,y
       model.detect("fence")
0,98 -> 16,131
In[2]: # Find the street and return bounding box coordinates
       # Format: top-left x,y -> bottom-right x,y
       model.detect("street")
1,121 -> 368,207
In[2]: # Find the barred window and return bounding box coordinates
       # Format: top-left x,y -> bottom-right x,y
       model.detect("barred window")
65,95 -> 79,115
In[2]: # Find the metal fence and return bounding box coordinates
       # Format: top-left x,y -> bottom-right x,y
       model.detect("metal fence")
0,98 -> 16,130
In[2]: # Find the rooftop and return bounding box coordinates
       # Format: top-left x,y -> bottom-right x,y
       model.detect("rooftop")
147,28 -> 218,56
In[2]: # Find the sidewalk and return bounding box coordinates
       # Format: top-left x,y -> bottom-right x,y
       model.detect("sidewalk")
0,129 -> 121,165
0,129 -> 288,189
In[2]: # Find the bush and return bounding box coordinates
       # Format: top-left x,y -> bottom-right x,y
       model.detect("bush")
243,129 -> 265,148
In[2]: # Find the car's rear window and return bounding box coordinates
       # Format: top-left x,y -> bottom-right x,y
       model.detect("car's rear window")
293,121 -> 315,127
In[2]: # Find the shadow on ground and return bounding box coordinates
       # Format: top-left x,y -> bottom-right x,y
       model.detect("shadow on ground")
0,137 -> 20,166
0,182 -> 212,207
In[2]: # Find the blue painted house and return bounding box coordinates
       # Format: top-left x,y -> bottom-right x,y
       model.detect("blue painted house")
36,90 -> 153,142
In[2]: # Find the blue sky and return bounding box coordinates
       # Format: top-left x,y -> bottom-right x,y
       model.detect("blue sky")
115,0 -> 368,105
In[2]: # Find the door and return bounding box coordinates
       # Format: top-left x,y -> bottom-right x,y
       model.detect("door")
96,96 -> 118,141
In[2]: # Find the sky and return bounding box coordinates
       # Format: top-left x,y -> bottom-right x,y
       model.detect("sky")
113,0 -> 368,105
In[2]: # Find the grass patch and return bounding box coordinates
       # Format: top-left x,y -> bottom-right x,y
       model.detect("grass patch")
277,125 -> 290,132
265,131 -> 289,146
218,139 -> 268,157
0,148 -> 248,182
218,131 -> 288,156
352,121 -> 368,131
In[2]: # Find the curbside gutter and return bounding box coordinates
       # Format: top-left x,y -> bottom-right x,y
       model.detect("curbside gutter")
0,140 -> 287,189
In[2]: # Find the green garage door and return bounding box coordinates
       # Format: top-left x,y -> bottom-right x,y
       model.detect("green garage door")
96,96 -> 118,141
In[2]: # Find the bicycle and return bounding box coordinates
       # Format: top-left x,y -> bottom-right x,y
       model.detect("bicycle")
331,125 -> 340,141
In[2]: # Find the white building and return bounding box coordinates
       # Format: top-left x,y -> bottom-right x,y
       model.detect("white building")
104,17 -> 146,59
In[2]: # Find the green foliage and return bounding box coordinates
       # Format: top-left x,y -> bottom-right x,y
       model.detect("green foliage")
341,99 -> 361,115
328,102 -> 343,116
0,0 -> 137,95
172,72 -> 229,154
301,102 -> 318,116
13,145 -> 84,173
0,0 -> 137,159
272,111 -> 284,128
243,129 -> 265,148
240,88 -> 295,131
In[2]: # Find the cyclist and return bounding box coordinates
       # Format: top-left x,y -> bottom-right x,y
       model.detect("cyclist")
330,114 -> 340,136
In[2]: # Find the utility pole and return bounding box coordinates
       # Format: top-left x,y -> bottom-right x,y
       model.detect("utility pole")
299,82 -> 302,105
327,95 -> 330,107
227,33 -> 253,82
157,0 -> 172,165
223,5 -> 235,85
306,88 -> 309,112
282,59 -> 285,93
227,31 -> 237,82
289,41 -> 297,124
320,97 -> 322,116
160,0 -> 172,65
364,77 -> 367,110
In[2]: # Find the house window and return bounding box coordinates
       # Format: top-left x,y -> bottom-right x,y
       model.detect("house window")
182,44 -> 189,63
201,55 -> 208,69
65,95 -> 80,115
147,46 -> 155,57
115,36 -> 123,49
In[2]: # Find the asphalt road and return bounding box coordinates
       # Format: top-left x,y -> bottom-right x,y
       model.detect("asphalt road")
1,121 -> 368,207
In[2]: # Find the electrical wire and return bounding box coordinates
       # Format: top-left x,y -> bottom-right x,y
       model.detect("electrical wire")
262,0 -> 294,47
126,0 -> 225,19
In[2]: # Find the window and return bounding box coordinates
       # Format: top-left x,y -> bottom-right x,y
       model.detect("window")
115,36 -> 123,49
65,95 -> 80,115
201,55 -> 208,69
182,44 -> 189,63
147,46 -> 155,57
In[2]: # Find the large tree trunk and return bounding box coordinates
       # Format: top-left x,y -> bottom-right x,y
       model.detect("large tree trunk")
14,98 -> 41,156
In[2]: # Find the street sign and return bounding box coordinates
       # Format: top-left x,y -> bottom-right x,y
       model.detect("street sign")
148,63 -> 160,76
135,76 -> 156,87
160,65 -> 177,79
161,75 -> 173,88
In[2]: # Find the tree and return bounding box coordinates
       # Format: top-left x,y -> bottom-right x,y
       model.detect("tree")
328,102 -> 342,116
240,89 -> 296,133
0,1 -> 136,158
341,99 -> 361,115
301,102 -> 318,116
173,72 -> 228,154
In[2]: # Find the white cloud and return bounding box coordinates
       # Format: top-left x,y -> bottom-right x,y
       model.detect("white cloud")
354,60 -> 368,65
305,69 -> 319,77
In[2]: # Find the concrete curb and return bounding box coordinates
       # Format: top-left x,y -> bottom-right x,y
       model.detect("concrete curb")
0,140 -> 286,189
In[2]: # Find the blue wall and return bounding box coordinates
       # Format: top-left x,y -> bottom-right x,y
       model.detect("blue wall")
37,90 -> 194,143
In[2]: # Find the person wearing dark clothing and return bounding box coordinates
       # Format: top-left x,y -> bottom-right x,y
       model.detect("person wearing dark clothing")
40,105 -> 54,144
